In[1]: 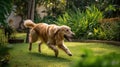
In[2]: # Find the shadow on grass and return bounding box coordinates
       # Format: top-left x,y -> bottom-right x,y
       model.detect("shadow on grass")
28,52 -> 71,62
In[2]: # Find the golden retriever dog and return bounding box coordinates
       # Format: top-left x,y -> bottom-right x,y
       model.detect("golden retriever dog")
24,20 -> 74,57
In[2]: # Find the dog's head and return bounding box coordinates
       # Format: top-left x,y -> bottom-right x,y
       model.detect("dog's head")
60,25 -> 75,41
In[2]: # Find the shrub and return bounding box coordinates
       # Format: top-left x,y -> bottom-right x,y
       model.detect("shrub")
99,18 -> 120,41
34,13 -> 57,24
56,5 -> 120,41
56,5 -> 103,39
72,52 -> 120,67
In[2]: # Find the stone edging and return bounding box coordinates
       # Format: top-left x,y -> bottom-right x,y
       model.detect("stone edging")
71,39 -> 120,46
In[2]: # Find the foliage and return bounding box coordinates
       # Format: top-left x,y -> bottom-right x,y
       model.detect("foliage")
0,29 -> 10,66
56,5 -> 120,41
34,14 -> 57,24
0,0 -> 13,66
87,18 -> 120,41
66,0 -> 96,11
0,29 -> 7,45
72,52 -> 120,67
0,0 -> 13,26
35,0 -> 119,20
13,0 -> 28,18
37,0 -> 66,17
34,0 -> 67,24
56,5 -> 103,39
98,18 -> 120,41
0,45 -> 10,67
0,0 -> 15,41
66,0 -> 120,18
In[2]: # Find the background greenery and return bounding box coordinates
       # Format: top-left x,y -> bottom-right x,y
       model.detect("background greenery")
57,5 -> 103,39
1,0 -> 120,41
0,0 -> 120,67
56,5 -> 120,41
72,52 -> 120,67
34,0 -> 120,41
0,0 -> 13,26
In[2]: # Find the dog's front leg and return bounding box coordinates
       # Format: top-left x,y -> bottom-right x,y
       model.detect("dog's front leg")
58,44 -> 72,56
48,44 -> 58,57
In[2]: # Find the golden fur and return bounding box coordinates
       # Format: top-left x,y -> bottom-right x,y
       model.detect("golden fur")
24,20 -> 74,57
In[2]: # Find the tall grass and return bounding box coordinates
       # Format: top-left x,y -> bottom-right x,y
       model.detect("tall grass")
56,5 -> 103,39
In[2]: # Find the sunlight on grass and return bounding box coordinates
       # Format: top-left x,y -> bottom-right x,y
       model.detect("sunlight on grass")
8,42 -> 120,67
15,33 -> 26,39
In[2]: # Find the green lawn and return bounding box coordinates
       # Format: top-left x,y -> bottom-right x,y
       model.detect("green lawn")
8,42 -> 120,67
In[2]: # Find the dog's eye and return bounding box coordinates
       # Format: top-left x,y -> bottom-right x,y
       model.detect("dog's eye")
66,29 -> 69,32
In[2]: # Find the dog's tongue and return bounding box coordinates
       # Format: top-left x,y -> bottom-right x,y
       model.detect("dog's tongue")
67,38 -> 72,41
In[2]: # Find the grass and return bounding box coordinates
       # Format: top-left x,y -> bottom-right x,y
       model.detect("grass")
8,42 -> 120,67
5,32 -> 120,67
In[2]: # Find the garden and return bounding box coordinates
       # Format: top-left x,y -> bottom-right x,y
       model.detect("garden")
0,0 -> 120,67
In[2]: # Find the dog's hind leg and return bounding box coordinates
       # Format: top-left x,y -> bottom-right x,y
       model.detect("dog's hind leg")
38,41 -> 42,53
58,45 -> 72,56
29,29 -> 38,51
29,43 -> 32,51
29,36 -> 33,51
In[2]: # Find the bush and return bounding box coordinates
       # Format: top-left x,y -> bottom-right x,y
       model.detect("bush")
72,52 -> 120,67
56,5 -> 120,41
56,5 -> 103,39
89,17 -> 120,41
34,13 -> 57,24
99,18 -> 120,41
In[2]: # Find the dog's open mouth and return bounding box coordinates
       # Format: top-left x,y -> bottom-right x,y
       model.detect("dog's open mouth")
64,35 -> 72,41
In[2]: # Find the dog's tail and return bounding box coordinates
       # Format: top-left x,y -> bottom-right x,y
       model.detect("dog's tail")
24,19 -> 36,28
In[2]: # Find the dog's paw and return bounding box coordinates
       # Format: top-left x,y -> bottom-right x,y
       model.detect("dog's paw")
68,54 -> 72,56
29,48 -> 31,51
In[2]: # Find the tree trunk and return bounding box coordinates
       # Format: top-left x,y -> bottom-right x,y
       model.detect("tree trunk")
25,0 -> 35,43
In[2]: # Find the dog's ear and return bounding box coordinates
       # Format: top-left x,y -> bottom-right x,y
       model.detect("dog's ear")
54,27 -> 60,36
